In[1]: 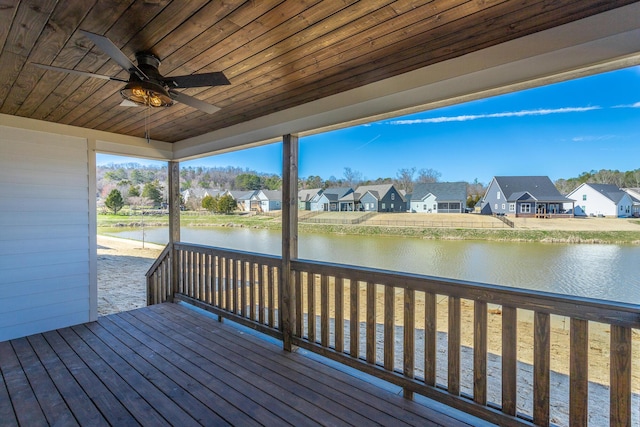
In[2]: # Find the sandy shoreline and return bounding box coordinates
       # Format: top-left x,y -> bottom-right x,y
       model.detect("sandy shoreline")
97,234 -> 639,426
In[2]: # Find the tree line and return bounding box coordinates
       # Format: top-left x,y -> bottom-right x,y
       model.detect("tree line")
98,163 -> 640,214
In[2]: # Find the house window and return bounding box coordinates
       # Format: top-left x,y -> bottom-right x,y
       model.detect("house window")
423,204 -> 427,210
391,203 -> 394,210
509,203 -> 515,212
502,204 -> 506,210
433,204 -> 436,210
582,194 -> 587,201
521,203 -> 531,213
381,203 -> 386,209
391,193 -> 395,201
497,191 -> 501,200
494,203 -> 498,210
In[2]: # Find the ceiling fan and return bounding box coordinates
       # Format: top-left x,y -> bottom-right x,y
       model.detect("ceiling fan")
33,30 -> 230,114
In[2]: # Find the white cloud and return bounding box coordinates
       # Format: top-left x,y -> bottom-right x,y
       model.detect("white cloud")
387,106 -> 601,125
571,135 -> 616,142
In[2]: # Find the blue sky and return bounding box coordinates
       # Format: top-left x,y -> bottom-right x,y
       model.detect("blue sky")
98,65 -> 640,185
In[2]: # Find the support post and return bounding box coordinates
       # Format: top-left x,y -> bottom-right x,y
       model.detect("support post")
168,161 -> 181,301
281,134 -> 298,351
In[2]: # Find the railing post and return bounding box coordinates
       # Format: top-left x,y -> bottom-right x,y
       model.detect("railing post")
168,160 -> 181,301
281,134 -> 298,351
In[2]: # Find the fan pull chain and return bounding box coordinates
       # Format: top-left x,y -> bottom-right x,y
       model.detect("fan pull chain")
144,103 -> 151,144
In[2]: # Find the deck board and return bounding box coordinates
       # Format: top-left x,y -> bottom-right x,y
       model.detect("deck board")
0,303 -> 490,426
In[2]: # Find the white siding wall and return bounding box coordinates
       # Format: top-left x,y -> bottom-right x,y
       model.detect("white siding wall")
410,194 -> 437,213
570,184 -> 618,217
0,126 -> 93,341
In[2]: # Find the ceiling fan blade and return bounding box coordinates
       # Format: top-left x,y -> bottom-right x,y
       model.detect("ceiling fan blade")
166,72 -> 230,88
79,30 -> 147,79
31,63 -> 128,82
169,90 -> 220,114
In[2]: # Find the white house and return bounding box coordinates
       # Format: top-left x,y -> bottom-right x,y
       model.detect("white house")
225,190 -> 256,212
251,190 -> 282,212
410,182 -> 467,213
622,188 -> 640,216
567,183 -> 634,217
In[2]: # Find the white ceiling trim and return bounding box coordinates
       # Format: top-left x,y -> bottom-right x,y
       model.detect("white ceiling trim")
173,2 -> 640,161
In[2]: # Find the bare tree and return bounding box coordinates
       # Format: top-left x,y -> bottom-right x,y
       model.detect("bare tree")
395,167 -> 416,193
343,167 -> 363,188
416,168 -> 441,183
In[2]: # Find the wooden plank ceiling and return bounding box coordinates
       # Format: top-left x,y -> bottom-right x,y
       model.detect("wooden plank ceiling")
0,0 -> 637,143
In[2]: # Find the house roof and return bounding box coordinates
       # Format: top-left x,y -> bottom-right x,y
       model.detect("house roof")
353,184 -> 401,202
298,188 -> 322,202
322,187 -> 353,202
1,2 -> 638,160
227,190 -> 256,201
258,190 -> 282,201
411,182 -> 467,202
493,176 -> 573,203
581,183 -> 629,204
623,188 -> 640,203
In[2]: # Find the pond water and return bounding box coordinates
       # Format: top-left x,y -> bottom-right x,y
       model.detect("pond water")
102,226 -> 640,304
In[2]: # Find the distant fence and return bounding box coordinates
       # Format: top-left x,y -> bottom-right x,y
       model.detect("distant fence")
493,215 -> 515,228
356,219 -> 510,228
302,212 -> 377,225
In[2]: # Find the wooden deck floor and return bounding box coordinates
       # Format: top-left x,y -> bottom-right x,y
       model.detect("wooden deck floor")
0,303 -> 492,426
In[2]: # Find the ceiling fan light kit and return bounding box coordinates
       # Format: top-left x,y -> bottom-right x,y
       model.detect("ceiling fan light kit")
120,79 -> 173,107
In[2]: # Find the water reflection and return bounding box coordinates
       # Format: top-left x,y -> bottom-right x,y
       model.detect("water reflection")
101,226 -> 640,304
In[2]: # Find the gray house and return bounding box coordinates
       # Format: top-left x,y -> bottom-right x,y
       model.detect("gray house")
298,188 -> 323,210
481,176 -> 574,217
410,182 -> 467,213
310,187 -> 354,211
354,184 -> 405,212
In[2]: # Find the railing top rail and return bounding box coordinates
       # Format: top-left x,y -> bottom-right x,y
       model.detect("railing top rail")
291,258 -> 640,328
145,243 -> 172,278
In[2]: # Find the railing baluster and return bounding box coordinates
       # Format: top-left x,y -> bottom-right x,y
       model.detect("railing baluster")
240,260 -> 246,317
258,265 -> 265,324
294,270 -> 302,337
226,257 -> 233,312
424,292 -> 436,386
233,259 -> 239,314
350,280 -> 359,358
448,296 -> 461,395
570,318 -> 588,426
307,273 -> 315,342
335,277 -> 344,353
474,301 -> 487,405
321,274 -> 329,347
204,254 -> 214,304
533,311 -> 550,426
610,325 -> 631,426
501,306 -> 517,415
404,288 -> 415,399
249,262 -> 255,321
268,266 -> 275,327
366,282 -> 376,364
384,285 -> 394,371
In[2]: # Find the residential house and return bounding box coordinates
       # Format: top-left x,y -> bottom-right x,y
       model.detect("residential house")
568,183 -> 634,217
225,190 -> 256,212
251,190 -> 282,212
298,188 -> 323,210
481,176 -> 574,217
310,187 -> 354,211
181,187 -> 221,203
410,182 -> 467,213
354,184 -> 405,212
622,188 -> 640,217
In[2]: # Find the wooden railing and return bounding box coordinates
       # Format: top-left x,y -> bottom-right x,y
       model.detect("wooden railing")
147,242 -> 640,427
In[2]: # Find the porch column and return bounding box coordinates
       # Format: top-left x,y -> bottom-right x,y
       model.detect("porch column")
168,161 -> 181,300
281,134 -> 298,352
